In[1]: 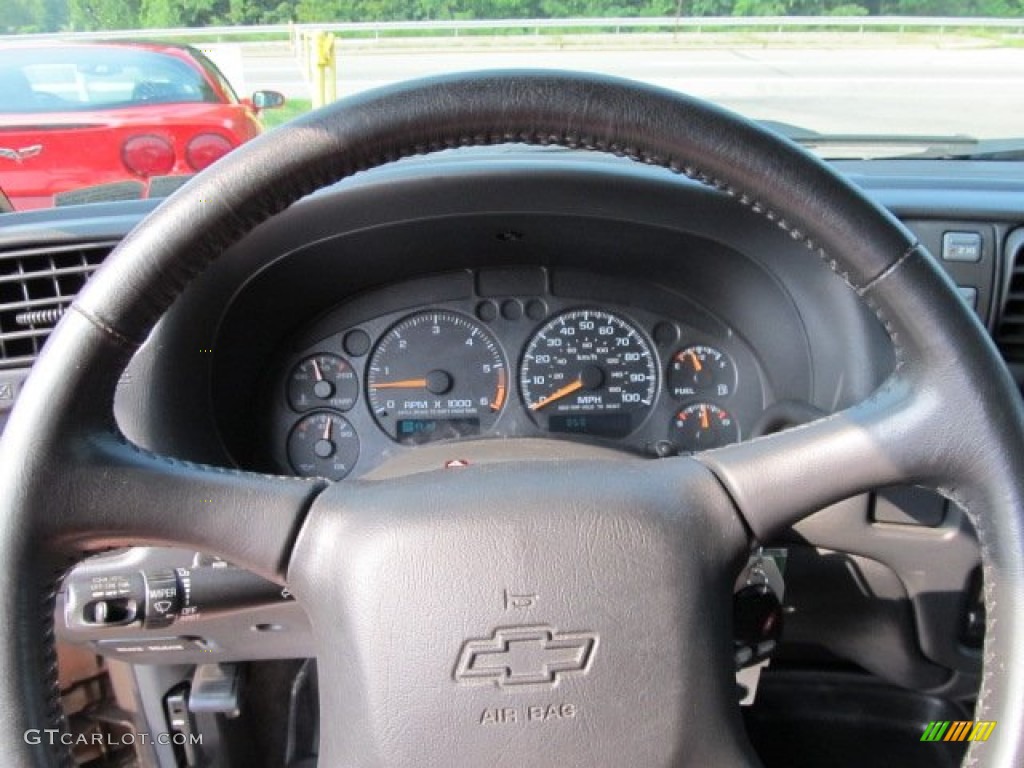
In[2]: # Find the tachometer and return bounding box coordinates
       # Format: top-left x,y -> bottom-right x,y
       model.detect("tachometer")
520,309 -> 657,438
367,311 -> 507,443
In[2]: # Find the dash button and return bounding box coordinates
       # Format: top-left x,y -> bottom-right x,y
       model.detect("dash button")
956,286 -> 978,310
942,232 -> 982,263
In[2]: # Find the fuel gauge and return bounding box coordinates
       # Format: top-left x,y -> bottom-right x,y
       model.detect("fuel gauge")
668,345 -> 736,399
670,403 -> 739,453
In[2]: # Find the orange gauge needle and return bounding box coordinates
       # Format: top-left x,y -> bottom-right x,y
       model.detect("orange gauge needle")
370,378 -> 428,389
700,405 -> 710,430
491,369 -> 507,412
687,351 -> 703,372
322,417 -> 332,441
530,378 -> 584,411
311,358 -> 324,381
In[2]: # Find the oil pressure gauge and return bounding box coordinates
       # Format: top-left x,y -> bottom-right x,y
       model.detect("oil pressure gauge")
287,411 -> 360,480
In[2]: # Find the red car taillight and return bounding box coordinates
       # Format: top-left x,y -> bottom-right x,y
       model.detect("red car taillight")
186,133 -> 234,171
122,135 -> 175,177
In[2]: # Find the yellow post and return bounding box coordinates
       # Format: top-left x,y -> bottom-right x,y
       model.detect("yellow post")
312,31 -> 336,108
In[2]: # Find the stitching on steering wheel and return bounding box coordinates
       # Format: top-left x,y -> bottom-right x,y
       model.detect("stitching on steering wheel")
937,490 -> 994,768
71,305 -> 140,350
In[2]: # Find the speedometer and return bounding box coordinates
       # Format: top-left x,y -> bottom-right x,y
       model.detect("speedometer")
520,309 -> 658,438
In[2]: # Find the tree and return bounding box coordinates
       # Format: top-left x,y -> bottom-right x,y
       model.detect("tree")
733,0 -> 786,14
295,0 -> 344,22
139,0 -> 229,27
2,0 -> 37,32
688,0 -> 737,16
139,0 -> 181,27
69,0 -> 140,30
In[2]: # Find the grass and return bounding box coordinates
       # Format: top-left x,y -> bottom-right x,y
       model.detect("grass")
260,98 -> 312,130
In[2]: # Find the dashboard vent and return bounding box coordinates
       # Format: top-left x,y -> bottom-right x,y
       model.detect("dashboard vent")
0,242 -> 114,368
997,234 -> 1024,365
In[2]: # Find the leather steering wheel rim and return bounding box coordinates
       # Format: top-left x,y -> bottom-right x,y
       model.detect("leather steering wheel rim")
1,71 -> 1022,767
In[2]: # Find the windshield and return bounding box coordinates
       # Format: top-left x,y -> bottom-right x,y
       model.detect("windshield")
0,46 -> 221,112
1,5 -> 1022,212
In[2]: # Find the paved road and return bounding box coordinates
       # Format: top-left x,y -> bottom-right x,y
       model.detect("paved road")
213,41 -> 1024,140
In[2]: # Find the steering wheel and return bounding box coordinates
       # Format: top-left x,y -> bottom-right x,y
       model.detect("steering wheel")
2,72 -> 1022,768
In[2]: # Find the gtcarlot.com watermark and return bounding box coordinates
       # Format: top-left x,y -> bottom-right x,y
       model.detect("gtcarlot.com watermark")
25,729 -> 202,747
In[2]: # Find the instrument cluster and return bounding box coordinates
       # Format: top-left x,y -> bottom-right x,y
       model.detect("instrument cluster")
268,271 -> 766,481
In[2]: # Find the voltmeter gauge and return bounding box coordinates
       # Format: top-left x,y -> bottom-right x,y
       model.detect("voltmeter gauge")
287,411 -> 359,481
668,345 -> 736,399
288,354 -> 358,412
670,403 -> 739,453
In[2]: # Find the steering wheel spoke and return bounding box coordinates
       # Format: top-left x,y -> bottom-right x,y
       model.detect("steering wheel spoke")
0,303 -> 325,582
698,370 -> 939,540
45,434 -> 325,582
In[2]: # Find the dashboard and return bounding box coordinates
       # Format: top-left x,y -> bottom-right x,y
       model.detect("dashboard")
269,269 -> 766,481
1,147 -> 1022,699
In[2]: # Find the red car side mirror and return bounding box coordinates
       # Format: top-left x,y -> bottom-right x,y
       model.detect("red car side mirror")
251,90 -> 286,110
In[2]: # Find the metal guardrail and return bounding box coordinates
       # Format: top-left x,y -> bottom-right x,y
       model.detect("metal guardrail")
3,16 -> 1024,43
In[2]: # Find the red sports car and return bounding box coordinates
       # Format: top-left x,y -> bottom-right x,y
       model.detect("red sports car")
0,41 -> 283,211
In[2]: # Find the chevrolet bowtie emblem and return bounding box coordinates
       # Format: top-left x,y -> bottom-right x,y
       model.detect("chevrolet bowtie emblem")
0,145 -> 43,164
454,625 -> 597,689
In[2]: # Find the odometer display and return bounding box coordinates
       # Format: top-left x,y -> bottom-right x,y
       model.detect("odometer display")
548,413 -> 634,438
520,309 -> 658,438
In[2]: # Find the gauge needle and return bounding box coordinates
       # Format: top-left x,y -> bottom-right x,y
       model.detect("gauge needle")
491,369 -> 507,412
687,351 -> 703,372
322,418 -> 332,441
530,378 -> 583,411
700,405 -> 710,430
371,378 -> 428,389
311,358 -> 323,381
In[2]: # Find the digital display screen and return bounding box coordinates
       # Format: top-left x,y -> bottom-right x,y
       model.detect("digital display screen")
396,418 -> 481,445
548,413 -> 633,439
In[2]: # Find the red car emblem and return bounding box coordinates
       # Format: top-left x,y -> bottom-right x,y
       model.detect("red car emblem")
0,145 -> 43,164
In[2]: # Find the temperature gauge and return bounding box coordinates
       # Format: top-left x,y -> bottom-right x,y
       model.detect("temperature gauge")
287,412 -> 360,481
668,345 -> 736,399
670,403 -> 739,453
288,354 -> 358,412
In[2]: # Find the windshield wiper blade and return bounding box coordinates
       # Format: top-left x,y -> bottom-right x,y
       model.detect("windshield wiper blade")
901,137 -> 1024,161
756,121 -> 991,160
